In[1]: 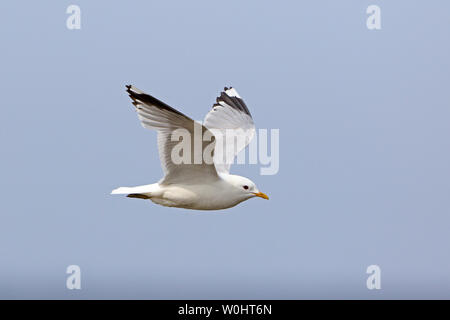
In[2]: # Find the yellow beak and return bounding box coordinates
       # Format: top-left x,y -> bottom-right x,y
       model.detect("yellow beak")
253,192 -> 269,200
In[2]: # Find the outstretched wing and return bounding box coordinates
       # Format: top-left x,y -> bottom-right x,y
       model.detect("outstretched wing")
126,85 -> 218,185
203,87 -> 256,174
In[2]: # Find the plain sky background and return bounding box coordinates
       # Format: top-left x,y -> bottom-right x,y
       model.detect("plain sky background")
1,1 -> 449,299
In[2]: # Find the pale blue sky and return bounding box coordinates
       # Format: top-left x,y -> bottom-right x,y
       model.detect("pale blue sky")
1,1 -> 449,298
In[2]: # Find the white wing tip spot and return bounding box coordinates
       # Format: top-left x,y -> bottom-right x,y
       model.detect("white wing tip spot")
224,87 -> 241,98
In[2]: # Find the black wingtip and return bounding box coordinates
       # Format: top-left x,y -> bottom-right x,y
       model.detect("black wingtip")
124,85 -> 188,117
127,193 -> 150,199
216,88 -> 251,117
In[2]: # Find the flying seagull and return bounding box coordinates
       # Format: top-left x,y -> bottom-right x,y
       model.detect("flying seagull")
111,85 -> 269,210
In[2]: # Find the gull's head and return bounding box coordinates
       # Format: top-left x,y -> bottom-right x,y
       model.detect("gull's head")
224,174 -> 269,201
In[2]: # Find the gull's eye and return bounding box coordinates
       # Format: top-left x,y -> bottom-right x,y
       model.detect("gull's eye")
243,185 -> 249,190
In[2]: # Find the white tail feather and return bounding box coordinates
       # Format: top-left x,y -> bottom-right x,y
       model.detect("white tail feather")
111,187 -> 134,194
111,184 -> 160,195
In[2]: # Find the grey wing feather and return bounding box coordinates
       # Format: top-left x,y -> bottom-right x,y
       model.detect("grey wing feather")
203,87 -> 256,173
126,85 -> 218,184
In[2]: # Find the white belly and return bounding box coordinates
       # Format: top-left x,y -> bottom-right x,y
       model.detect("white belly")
152,182 -> 244,210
